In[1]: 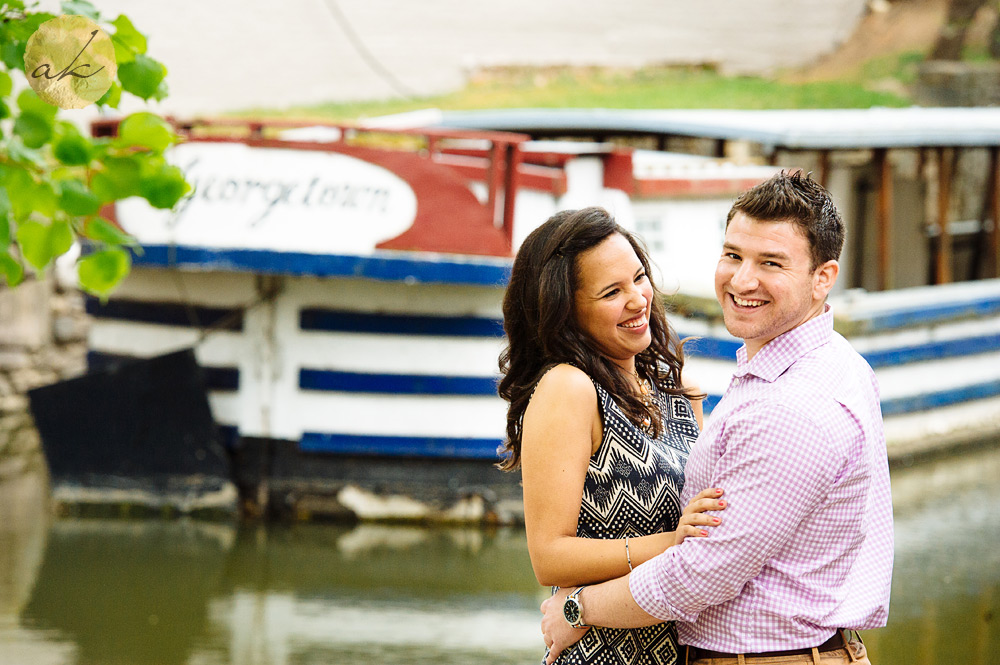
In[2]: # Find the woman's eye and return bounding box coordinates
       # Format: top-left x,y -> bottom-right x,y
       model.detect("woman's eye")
603,289 -> 619,298
635,273 -> 647,283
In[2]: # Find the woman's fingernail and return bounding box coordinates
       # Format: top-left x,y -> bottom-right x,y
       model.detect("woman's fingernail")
712,517 -> 720,524
701,530 -> 709,536
716,488 -> 723,494
719,500 -> 727,507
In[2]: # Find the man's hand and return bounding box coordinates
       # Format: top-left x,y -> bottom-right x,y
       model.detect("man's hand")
540,587 -> 589,664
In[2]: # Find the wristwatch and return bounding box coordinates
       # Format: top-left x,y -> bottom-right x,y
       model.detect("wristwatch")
563,586 -> 588,628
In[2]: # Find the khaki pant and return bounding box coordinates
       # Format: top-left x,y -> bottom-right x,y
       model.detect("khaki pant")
687,633 -> 870,665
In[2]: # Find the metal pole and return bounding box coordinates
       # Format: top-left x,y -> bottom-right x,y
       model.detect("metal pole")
936,147 -> 953,284
486,141 -> 502,221
989,146 -> 1000,278
874,148 -> 893,291
502,142 -> 522,249
817,150 -> 830,188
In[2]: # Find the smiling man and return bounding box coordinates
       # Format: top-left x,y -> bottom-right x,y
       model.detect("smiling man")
541,171 -> 893,665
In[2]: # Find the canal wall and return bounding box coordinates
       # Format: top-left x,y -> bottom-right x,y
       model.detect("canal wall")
0,277 -> 89,481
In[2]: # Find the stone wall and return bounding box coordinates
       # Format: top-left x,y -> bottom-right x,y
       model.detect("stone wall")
0,278 -> 90,481
915,60 -> 1000,106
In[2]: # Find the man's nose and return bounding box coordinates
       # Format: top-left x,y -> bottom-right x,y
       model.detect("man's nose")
730,262 -> 759,292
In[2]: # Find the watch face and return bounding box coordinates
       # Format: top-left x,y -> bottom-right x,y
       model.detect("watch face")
563,598 -> 581,625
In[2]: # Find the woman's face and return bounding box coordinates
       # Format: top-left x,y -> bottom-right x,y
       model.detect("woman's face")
573,233 -> 653,371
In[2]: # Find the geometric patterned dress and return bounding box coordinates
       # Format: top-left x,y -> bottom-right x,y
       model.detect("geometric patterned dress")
547,378 -> 699,665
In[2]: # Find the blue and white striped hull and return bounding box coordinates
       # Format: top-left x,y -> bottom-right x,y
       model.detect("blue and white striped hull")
85,251 -> 1000,520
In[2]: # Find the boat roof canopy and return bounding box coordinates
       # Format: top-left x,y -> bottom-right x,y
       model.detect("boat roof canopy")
436,108 -> 1000,150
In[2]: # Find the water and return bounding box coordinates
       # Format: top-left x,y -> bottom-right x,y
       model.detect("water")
1,445 -> 998,665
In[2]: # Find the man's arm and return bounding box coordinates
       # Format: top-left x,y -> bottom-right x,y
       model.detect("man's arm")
541,577 -> 658,664
541,401 -> 843,661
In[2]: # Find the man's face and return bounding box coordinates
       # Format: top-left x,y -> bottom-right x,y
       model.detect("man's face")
714,212 -> 835,360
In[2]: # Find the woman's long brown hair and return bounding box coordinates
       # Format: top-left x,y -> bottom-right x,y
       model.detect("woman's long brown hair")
497,207 -> 692,471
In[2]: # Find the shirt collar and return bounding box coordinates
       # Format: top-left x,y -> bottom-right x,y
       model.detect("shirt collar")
734,304 -> 834,382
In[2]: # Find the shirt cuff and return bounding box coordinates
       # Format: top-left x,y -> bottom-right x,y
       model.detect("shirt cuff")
629,556 -> 683,623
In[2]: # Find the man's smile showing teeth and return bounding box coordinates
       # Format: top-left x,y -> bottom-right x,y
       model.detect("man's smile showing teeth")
733,295 -> 766,308
620,315 -> 647,328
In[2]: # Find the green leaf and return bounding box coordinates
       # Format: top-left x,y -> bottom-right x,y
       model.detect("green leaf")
0,70 -> 11,96
52,122 -> 93,165
152,77 -> 169,102
0,251 -> 25,287
16,88 -> 58,120
13,111 -> 54,149
0,98 -> 10,121
118,54 -> 166,100
0,209 -> 10,248
84,217 -> 138,247
58,179 -> 102,215
97,80 -> 122,108
16,219 -> 74,270
2,42 -> 20,72
117,112 -> 175,152
91,155 -> 142,201
78,248 -> 130,298
2,12 -> 55,70
5,168 -> 59,220
111,15 -> 147,55
0,186 -> 12,246
61,0 -> 101,21
111,36 -> 136,65
139,162 -> 190,209
5,137 -> 47,170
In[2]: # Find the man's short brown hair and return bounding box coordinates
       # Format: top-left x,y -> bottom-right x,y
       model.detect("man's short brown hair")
727,171 -> 845,270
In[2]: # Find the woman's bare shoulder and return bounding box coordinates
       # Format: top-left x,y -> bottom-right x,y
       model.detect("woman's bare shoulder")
533,363 -> 596,400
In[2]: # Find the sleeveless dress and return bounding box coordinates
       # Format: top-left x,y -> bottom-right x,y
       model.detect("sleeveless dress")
547,378 -> 699,665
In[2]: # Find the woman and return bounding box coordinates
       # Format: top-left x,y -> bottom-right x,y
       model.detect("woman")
498,208 -> 724,665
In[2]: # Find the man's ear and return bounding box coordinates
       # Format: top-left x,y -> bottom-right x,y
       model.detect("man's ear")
813,260 -> 839,300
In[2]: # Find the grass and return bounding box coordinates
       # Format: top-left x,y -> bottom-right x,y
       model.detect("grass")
234,52 -> 927,123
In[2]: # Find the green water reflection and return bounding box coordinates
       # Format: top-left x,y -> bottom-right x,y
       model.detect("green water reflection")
1,445 -> 998,665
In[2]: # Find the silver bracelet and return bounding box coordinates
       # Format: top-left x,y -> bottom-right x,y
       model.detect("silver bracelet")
625,534 -> 633,571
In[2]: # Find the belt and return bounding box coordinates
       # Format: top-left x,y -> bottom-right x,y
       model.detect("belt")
688,630 -> 846,661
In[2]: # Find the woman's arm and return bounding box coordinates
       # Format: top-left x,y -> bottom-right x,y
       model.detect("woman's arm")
521,365 -> 720,588
522,364 -> 638,587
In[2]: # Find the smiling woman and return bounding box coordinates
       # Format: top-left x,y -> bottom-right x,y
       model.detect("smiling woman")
496,207 -> 723,665
573,233 -> 655,370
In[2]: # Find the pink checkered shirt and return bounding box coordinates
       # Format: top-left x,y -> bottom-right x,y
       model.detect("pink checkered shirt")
629,306 -> 893,652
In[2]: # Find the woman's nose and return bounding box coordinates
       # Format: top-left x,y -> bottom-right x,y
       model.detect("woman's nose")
627,285 -> 648,309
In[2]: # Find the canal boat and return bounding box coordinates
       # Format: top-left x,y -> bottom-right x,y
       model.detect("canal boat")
65,110 -> 1000,523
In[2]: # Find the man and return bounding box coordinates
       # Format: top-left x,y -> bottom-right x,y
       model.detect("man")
541,171 -> 893,665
